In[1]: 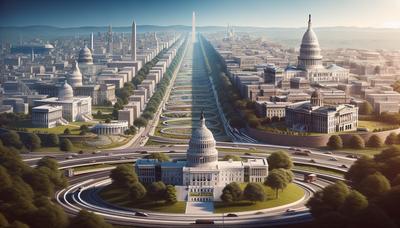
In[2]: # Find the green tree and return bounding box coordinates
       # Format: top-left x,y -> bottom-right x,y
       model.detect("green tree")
359,101 -> 373,115
36,157 -> 67,189
130,182 -> 146,202
23,169 -> 54,196
243,182 -> 266,202
374,146 -> 400,162
30,197 -> 69,228
0,165 -> 12,188
8,221 -> 30,228
37,157 -> 59,171
306,181 -> 350,218
165,185 -> 177,204
349,135 -> 365,149
105,118 -> 111,124
144,152 -> 170,162
358,172 -> 391,199
345,156 -> 378,185
377,186 -> 400,226
63,128 -> 71,135
0,131 -> 23,149
148,181 -> 166,200
385,132 -> 398,145
59,138 -> 73,151
23,133 -> 41,151
367,134 -> 383,148
134,117 -> 148,128
327,135 -> 343,150
47,133 -> 59,146
80,125 -> 89,132
221,182 -> 242,202
265,169 -> 289,198
321,181 -> 350,211
68,210 -> 113,228
340,190 -> 368,216
142,111 -> 154,120
267,151 -> 293,170
222,154 -> 242,161
0,212 -> 9,227
248,118 -> 260,128
110,164 -> 138,187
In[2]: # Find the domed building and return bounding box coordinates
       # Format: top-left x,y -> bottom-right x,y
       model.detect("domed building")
32,81 -> 92,126
67,61 -> 83,87
310,89 -> 323,106
58,80 -> 74,101
135,112 -> 269,202
264,15 -> 349,86
285,89 -> 358,133
78,46 -> 93,65
186,112 -> 218,167
298,15 -> 323,70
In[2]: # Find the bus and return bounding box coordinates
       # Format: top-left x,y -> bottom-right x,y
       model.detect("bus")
304,173 -> 317,183
195,219 -> 214,224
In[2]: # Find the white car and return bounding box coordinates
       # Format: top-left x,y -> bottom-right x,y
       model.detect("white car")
329,157 -> 338,161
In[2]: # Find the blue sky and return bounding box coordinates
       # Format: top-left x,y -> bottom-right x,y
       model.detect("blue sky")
1,0 -> 399,28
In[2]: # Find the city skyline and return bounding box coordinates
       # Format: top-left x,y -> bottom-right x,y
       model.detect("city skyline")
1,0 -> 400,28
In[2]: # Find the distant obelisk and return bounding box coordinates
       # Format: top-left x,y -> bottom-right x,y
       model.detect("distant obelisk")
108,25 -> 113,54
90,33 -> 94,52
131,20 -> 136,61
192,11 -> 196,43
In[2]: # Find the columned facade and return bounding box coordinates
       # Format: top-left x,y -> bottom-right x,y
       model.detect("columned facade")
92,120 -> 129,135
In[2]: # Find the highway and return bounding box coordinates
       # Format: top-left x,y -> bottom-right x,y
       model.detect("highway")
56,169 -> 337,228
19,37 -> 354,227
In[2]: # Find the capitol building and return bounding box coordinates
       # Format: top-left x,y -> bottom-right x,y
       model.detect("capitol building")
135,112 -> 269,202
265,15 -> 349,85
32,80 -> 92,128
285,89 -> 358,133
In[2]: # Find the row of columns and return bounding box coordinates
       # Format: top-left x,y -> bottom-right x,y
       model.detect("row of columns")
96,126 -> 127,135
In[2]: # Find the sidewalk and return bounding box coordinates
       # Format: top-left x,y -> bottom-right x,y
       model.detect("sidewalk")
185,202 -> 214,215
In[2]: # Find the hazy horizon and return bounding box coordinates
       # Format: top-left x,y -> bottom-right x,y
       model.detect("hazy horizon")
1,0 -> 400,28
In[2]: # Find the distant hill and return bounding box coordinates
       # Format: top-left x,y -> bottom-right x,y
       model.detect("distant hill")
1,25 -> 400,50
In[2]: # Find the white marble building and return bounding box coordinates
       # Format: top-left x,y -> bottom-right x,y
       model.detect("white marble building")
33,81 -> 92,124
285,89 -> 358,133
91,120 -> 129,135
136,112 -> 269,202
265,15 -> 349,85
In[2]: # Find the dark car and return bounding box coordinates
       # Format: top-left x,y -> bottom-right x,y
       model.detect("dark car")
346,154 -> 358,158
226,213 -> 238,217
135,212 -> 149,217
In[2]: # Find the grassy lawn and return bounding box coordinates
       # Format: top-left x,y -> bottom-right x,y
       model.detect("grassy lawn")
15,120 -> 94,135
336,147 -> 385,157
145,139 -> 179,146
99,185 -> 186,213
214,183 -> 304,213
294,164 -> 344,177
73,135 -> 133,150
155,127 -> 190,139
358,120 -> 397,131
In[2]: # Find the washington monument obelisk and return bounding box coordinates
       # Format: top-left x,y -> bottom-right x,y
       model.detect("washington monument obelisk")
192,11 -> 196,42
131,19 -> 136,61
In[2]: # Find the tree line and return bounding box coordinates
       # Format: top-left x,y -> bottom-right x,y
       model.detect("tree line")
307,146 -> 400,228
0,137 -> 114,228
327,132 -> 400,150
108,153 -> 177,205
111,38 -> 187,132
